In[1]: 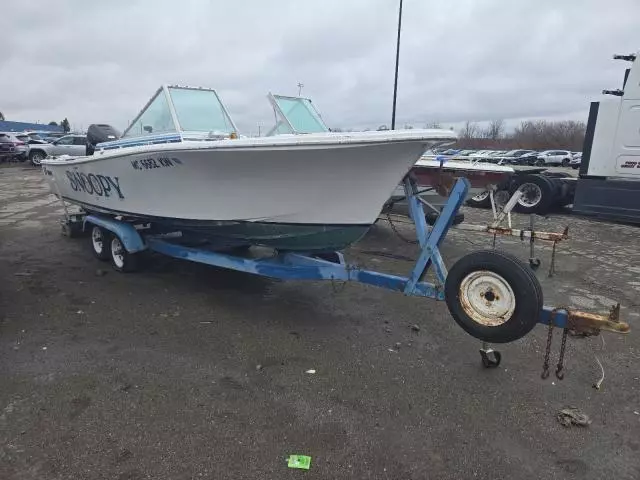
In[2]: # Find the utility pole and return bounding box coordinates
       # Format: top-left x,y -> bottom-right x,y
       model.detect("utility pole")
297,82 -> 304,97
391,0 -> 403,130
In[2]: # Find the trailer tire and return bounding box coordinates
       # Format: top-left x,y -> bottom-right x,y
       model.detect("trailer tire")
445,250 -> 542,343
511,175 -> 555,214
466,190 -> 491,208
90,225 -> 111,261
109,235 -> 139,273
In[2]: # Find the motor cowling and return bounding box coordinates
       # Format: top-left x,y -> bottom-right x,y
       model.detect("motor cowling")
86,124 -> 120,155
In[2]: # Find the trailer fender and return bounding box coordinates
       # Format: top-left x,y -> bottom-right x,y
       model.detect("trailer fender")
83,215 -> 146,253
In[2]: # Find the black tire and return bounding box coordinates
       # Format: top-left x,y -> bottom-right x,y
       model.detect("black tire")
109,235 -> 139,273
89,225 -> 111,261
542,171 -> 572,179
466,190 -> 491,208
29,150 -> 46,166
444,250 -> 543,343
511,174 -> 555,214
572,165 -> 579,170
535,158 -> 545,167
425,211 -> 465,226
561,158 -> 570,167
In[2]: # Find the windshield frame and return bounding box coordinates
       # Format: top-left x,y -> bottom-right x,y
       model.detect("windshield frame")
122,85 -> 239,138
267,93 -> 329,135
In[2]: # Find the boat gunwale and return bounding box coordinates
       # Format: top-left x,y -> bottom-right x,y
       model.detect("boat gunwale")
42,131 -> 458,166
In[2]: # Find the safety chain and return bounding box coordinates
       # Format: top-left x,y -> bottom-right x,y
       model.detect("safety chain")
541,321 -> 554,379
385,212 -> 418,245
555,328 -> 569,379
541,309 -> 570,380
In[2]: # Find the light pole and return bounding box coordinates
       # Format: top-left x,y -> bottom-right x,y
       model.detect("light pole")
391,0 -> 403,130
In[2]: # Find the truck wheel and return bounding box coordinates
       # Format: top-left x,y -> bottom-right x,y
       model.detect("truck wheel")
511,175 -> 554,214
466,191 -> 491,208
29,150 -> 46,166
109,235 -> 139,273
445,250 -> 542,343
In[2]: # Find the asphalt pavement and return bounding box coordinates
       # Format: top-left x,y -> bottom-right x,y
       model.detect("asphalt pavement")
1,164 -> 639,480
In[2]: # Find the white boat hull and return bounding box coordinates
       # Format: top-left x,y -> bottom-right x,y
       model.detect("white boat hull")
43,131 -> 456,250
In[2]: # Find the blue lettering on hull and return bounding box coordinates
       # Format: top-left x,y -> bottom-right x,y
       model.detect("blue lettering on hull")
65,170 -> 125,199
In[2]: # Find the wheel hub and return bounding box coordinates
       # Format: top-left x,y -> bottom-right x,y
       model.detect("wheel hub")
111,237 -> 125,268
91,227 -> 103,253
517,183 -> 542,208
471,191 -> 490,202
459,270 -> 516,326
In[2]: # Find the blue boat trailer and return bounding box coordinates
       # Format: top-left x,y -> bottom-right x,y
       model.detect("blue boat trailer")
71,176 -> 629,376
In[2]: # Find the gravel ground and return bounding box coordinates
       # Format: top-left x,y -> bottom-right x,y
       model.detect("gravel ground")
1,165 -> 639,480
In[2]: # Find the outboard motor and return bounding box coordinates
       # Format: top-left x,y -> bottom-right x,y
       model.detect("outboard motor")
86,124 -> 120,155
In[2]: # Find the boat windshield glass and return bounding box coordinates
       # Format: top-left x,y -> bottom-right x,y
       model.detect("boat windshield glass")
168,87 -> 235,134
268,95 -> 328,135
123,90 -> 176,138
123,86 -> 236,138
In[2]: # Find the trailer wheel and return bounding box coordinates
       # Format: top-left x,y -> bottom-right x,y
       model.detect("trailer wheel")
511,175 -> 554,214
109,235 -> 139,273
445,250 -> 542,343
90,225 -> 111,261
466,190 -> 491,208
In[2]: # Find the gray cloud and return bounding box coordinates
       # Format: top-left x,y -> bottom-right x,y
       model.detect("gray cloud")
1,0 -> 638,134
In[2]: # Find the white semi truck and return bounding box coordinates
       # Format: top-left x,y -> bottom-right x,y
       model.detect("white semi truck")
469,52 -> 640,223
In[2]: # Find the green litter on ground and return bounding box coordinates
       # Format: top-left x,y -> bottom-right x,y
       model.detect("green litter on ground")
287,454 -> 312,470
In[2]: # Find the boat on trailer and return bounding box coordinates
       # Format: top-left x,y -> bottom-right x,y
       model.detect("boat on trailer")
45,87 -> 628,374
41,85 -> 457,251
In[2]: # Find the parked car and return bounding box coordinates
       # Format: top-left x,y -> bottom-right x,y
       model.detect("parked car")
518,151 -> 540,165
0,134 -> 17,161
27,134 -> 87,166
456,149 -> 475,156
570,153 -> 582,169
468,150 -> 492,158
535,150 -> 573,167
497,149 -> 537,165
0,132 -> 29,161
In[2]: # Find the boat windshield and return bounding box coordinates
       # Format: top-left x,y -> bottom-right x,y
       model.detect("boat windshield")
123,89 -> 176,138
123,86 -> 237,138
267,94 -> 329,135
168,87 -> 235,134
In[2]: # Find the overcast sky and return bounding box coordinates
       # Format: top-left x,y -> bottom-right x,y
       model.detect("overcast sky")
2,0 -> 638,134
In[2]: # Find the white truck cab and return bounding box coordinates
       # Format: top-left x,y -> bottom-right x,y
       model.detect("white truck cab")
573,52 -> 640,223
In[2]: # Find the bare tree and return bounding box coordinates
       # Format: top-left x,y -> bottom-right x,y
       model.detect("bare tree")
484,119 -> 505,140
511,120 -> 585,150
0,111 -> 4,121
460,121 -> 479,139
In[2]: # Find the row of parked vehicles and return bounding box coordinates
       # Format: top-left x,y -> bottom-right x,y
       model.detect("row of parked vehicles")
0,131 -> 87,166
435,148 -> 582,169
